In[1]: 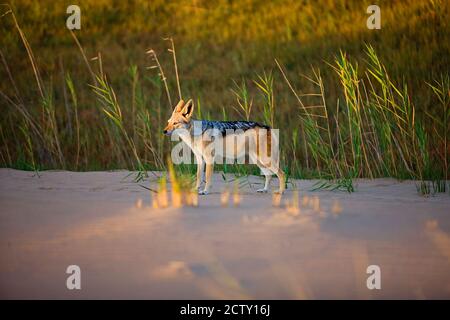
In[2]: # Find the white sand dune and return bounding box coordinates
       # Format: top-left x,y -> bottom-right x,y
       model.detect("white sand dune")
0,168 -> 449,299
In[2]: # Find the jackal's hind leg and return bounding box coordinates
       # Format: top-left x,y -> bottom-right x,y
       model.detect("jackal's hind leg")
195,155 -> 205,191
274,168 -> 286,194
199,160 -> 213,195
255,164 -> 273,193
255,160 -> 285,194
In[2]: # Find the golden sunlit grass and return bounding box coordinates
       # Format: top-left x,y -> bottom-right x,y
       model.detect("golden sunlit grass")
155,175 -> 169,209
149,159 -> 200,209
272,192 -> 282,207
221,187 -> 230,207
302,195 -> 310,207
311,196 -> 321,213
285,190 -> 300,216
233,181 -> 241,207
151,193 -> 159,209
135,198 -> 143,209
185,189 -> 198,207
137,169 -> 345,222
331,199 -> 343,216
167,159 -> 182,208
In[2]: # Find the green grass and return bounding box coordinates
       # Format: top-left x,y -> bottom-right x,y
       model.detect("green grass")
0,1 -> 449,194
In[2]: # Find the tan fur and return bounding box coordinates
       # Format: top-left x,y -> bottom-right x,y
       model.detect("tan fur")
165,99 -> 285,195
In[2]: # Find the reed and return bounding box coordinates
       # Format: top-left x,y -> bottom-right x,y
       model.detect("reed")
254,71 -> 275,128
65,73 -> 81,169
90,74 -> 147,181
0,5 -> 448,196
275,45 -> 448,193
231,79 -> 253,121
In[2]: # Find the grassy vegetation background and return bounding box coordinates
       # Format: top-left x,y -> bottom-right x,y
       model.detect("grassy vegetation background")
1,0 -> 449,191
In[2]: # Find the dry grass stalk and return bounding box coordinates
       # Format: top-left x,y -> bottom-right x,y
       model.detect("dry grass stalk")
221,188 -> 230,207
164,37 -> 182,101
146,49 -> 172,107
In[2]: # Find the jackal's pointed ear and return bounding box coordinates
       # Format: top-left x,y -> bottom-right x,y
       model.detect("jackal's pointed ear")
181,99 -> 194,119
174,99 -> 185,113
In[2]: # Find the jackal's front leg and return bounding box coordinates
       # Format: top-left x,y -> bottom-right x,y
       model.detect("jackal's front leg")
199,162 -> 213,195
195,157 -> 204,191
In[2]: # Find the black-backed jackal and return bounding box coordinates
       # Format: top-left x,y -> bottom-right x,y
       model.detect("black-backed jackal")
164,99 -> 285,195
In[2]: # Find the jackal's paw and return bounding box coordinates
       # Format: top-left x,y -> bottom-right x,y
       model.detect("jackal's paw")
198,190 -> 209,195
273,190 -> 285,195
256,188 -> 268,193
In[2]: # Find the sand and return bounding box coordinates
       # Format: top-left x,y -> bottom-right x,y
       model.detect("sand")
0,168 -> 449,299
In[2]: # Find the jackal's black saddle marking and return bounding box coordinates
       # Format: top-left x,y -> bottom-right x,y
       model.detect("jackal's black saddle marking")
197,120 -> 270,136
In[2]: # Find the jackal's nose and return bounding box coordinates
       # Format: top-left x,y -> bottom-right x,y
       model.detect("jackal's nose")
163,130 -> 168,134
